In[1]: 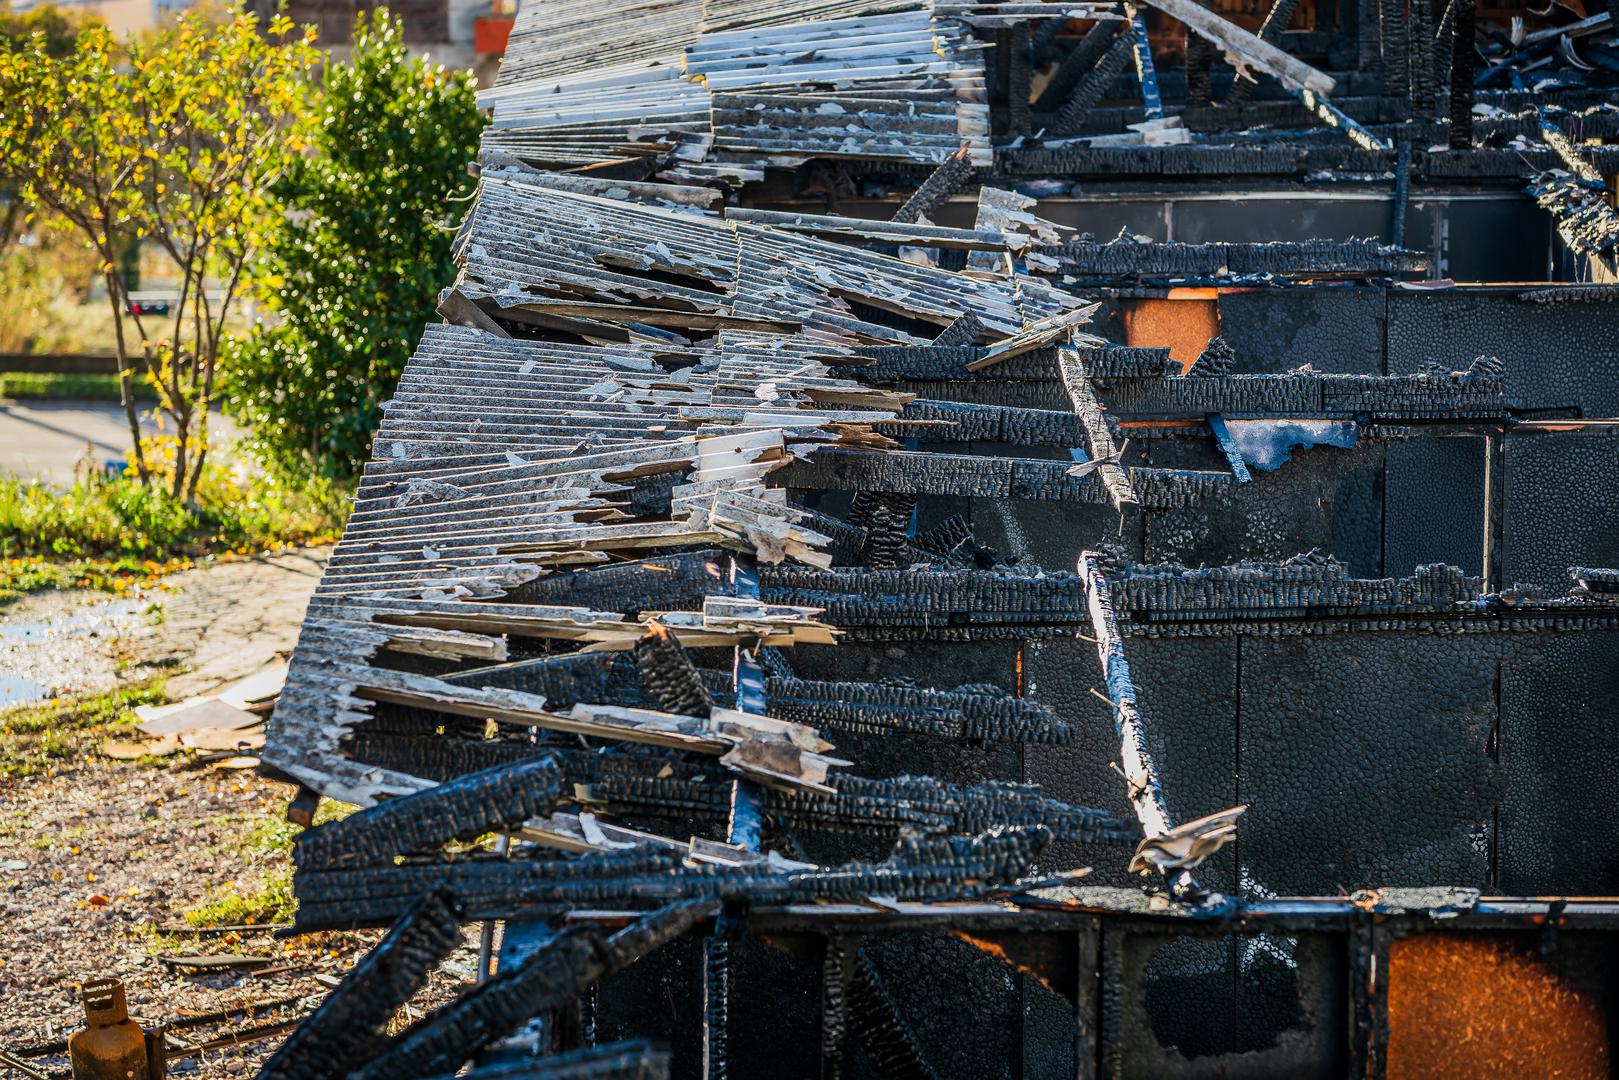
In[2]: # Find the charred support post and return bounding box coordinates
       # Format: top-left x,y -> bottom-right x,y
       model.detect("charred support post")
819,936 -> 855,1080
1007,21 -> 1034,133
1448,0 -> 1475,147
1032,20 -> 1119,113
1077,552 -> 1199,897
1124,4 -> 1165,120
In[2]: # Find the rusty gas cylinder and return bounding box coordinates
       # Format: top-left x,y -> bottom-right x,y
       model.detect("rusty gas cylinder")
68,978 -> 150,1080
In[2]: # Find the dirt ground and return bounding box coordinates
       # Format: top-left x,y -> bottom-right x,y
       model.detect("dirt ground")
0,548 -> 484,1077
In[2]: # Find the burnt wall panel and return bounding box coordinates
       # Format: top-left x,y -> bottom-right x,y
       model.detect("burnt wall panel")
1387,292 -> 1619,415
1023,635 -> 1236,885
1502,432 -> 1619,594
1022,637 -> 1130,876
1215,286 -> 1385,375
1500,631 -> 1619,895
1237,633 -> 1496,895
1143,442 -> 1384,578
1382,435 -> 1485,578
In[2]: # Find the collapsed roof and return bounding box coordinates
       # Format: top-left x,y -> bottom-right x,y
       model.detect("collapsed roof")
262,0 -> 1619,1075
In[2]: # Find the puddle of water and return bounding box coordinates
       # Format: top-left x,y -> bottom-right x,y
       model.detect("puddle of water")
1,673 -> 48,704
0,600 -> 143,644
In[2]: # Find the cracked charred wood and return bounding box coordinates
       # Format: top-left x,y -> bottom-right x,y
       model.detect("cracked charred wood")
931,311 -> 985,348
424,1041 -> 670,1080
260,890 -> 464,1080
751,674 -> 1074,744
292,827 -> 1053,929
1053,26 -> 1132,134
776,446 -> 1230,509
634,621 -> 714,717
758,566 -> 1088,630
1033,19 -> 1120,113
849,949 -> 938,1080
584,766 -> 1124,842
893,145 -> 977,224
294,757 -> 563,870
881,400 -> 1083,446
351,902 -> 711,1080
847,491 -> 917,568
1449,0 -> 1476,147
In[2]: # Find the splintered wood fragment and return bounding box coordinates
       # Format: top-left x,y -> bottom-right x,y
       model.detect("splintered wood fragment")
1140,0 -> 1335,95
724,207 -> 1022,252
965,304 -> 1103,372
1205,414 -> 1253,484
1056,349 -> 1137,508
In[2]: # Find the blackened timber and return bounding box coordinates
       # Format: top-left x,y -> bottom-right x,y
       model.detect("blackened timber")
1053,27 -> 1132,134
507,551 -> 734,614
774,447 -> 1230,508
1448,0 -> 1476,147
931,311 -> 985,348
758,566 -> 1086,628
349,902 -> 711,1080
294,758 -> 563,870
849,951 -> 938,1080
634,622 -> 714,716
892,145 -> 977,224
1033,20 -> 1119,112
882,399 -> 1086,447
259,891 -> 465,1080
292,827 -> 1053,929
750,674 -> 1074,743
424,1041 -> 670,1080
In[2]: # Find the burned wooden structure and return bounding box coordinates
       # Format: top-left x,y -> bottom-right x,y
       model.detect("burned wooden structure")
264,0 -> 1619,1075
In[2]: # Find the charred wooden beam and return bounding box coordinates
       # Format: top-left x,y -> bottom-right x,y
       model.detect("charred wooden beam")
634,621 -> 714,717
292,827 -> 1054,929
1052,28 -> 1133,134
1033,19 -> 1120,113
892,145 -> 977,225
294,757 -> 563,870
261,891 -> 465,1080
350,902 -> 711,1080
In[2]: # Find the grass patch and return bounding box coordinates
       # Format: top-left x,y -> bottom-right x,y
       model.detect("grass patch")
184,875 -> 298,927
183,799 -> 354,928
0,680 -> 168,778
0,554 -> 193,611
0,372 -> 155,401
0,462 -> 347,562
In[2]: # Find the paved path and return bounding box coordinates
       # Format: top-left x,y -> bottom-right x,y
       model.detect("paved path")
0,401 -> 240,484
0,546 -> 331,709
0,401 -> 151,482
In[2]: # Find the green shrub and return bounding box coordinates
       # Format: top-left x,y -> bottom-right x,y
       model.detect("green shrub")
226,11 -> 484,478
0,458 -> 347,560
0,372 -> 154,401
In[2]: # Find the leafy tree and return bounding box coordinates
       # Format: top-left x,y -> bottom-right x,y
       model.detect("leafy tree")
0,2 -> 98,256
226,10 -> 485,476
0,6 -> 320,496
